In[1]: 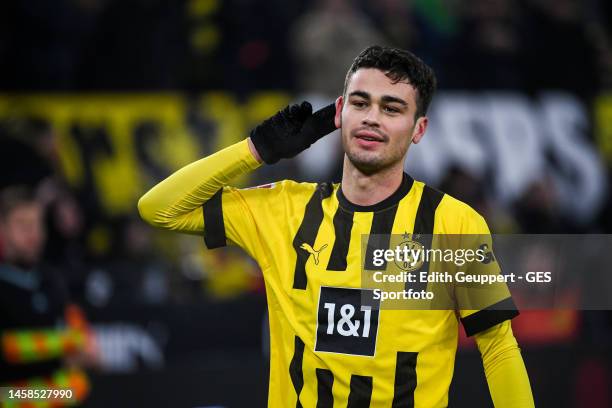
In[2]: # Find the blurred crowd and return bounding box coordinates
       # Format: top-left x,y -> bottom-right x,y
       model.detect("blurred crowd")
0,0 -> 610,95
0,0 -> 611,407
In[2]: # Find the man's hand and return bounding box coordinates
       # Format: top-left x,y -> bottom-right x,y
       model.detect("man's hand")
249,102 -> 337,164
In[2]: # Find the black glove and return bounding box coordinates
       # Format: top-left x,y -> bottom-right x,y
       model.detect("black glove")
250,102 -> 337,164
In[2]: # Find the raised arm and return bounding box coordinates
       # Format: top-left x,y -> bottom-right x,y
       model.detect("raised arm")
137,103 -> 336,234
137,138 -> 261,234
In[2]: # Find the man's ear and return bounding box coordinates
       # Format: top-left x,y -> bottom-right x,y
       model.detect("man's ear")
411,116 -> 428,144
334,96 -> 343,129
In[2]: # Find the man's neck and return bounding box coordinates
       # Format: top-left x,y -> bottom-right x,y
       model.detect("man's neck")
340,158 -> 405,207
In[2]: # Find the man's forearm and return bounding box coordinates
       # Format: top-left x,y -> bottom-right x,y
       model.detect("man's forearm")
138,138 -> 261,233
247,137 -> 264,164
475,321 -> 535,407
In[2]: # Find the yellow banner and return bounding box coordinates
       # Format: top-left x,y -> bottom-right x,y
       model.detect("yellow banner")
0,92 -> 291,216
595,93 -> 612,164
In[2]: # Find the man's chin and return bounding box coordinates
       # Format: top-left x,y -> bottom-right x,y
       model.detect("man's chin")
346,153 -> 387,175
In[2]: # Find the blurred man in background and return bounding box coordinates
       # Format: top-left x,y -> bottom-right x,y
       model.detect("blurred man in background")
0,186 -> 97,407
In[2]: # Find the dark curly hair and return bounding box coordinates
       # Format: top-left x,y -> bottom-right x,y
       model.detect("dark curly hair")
343,45 -> 437,119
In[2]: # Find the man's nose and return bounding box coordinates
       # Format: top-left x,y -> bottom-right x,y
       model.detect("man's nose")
362,107 -> 381,127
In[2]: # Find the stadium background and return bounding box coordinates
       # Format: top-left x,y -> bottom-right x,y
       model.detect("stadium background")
0,0 -> 611,406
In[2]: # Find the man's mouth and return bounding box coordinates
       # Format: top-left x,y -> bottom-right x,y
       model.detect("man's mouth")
354,130 -> 385,143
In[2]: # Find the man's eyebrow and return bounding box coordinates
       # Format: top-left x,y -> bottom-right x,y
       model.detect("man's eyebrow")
348,90 -> 370,99
348,91 -> 408,107
381,95 -> 408,106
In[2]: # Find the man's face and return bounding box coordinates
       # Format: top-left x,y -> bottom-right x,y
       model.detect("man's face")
0,203 -> 45,268
335,68 -> 428,174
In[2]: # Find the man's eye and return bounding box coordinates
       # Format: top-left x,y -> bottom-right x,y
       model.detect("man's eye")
352,101 -> 367,108
383,106 -> 400,114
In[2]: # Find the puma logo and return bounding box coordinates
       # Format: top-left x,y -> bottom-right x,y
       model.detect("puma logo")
300,243 -> 328,265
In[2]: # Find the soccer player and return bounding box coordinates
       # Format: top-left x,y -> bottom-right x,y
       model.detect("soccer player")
139,45 -> 534,407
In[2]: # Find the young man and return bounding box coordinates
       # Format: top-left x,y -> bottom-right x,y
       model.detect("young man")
139,46 -> 534,407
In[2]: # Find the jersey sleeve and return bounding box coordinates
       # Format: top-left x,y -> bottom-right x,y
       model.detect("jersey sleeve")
138,139 -> 273,265
138,138 -> 317,271
436,197 -> 519,336
204,180 -> 307,268
474,321 -> 535,407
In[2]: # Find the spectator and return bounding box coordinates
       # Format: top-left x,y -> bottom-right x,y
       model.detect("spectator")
0,186 -> 97,406
291,0 -> 386,97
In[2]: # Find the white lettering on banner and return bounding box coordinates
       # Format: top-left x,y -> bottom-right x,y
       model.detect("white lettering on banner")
93,324 -> 164,372
406,92 -> 605,224
540,93 -> 605,223
487,94 -> 544,203
407,94 -> 491,189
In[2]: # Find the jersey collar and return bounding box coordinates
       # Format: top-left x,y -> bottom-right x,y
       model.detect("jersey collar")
336,172 -> 414,212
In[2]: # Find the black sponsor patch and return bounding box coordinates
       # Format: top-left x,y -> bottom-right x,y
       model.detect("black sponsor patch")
315,287 -> 380,357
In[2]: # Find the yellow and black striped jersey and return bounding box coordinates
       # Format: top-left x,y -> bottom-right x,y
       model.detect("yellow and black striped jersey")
139,139 -> 524,407
200,153 -> 517,407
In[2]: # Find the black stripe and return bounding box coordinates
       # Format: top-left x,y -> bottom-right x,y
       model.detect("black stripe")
292,183 -> 333,290
409,185 -> 444,291
364,205 -> 400,270
203,188 -> 227,249
326,208 -> 354,271
461,297 -> 519,337
392,352 -> 418,408
289,336 -> 305,408
316,368 -> 334,408
347,374 -> 373,408
413,185 -> 444,235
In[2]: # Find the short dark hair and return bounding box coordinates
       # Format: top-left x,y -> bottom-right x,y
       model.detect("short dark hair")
343,45 -> 437,119
0,186 -> 38,221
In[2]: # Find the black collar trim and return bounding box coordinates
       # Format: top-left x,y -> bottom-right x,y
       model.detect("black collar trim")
336,173 -> 414,212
